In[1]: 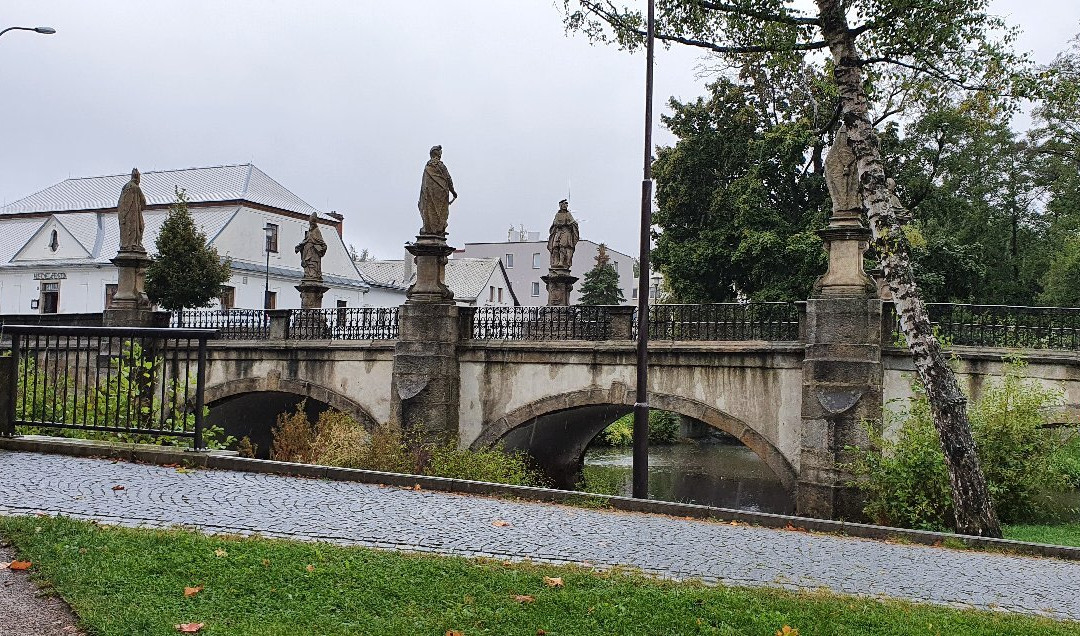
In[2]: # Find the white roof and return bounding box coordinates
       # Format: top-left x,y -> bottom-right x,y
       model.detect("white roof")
1,164 -> 320,217
357,257 -> 517,303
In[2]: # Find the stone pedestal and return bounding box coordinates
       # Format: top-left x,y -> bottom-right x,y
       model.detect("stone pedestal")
542,270 -> 578,307
405,234 -> 455,304
296,278 -> 329,309
813,210 -> 876,298
104,250 -> 157,327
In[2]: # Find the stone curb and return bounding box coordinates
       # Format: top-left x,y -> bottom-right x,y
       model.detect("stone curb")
2,435 -> 1078,561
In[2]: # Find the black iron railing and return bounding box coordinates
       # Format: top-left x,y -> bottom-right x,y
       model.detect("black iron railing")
2,325 -> 216,449
288,307 -> 399,340
471,306 -> 611,340
644,303 -> 800,341
888,303 -> 1080,351
171,309 -> 268,340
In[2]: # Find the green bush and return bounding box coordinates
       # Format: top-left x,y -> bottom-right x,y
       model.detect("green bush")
597,410 -> 680,446
849,360 -> 1077,530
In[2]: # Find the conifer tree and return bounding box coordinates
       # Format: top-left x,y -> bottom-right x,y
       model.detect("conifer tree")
146,187 -> 232,311
578,244 -> 626,305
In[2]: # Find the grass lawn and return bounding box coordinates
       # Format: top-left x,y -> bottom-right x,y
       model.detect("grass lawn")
1004,523 -> 1080,547
1,515 -> 1075,636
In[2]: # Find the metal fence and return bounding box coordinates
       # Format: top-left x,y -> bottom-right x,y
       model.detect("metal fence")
2,325 -> 216,449
171,309 -> 268,340
644,303 -> 801,341
888,303 -> 1080,351
471,306 -> 611,340
288,307 -> 399,340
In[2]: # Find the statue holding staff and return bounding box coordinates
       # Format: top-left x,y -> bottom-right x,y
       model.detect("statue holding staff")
295,211 -> 327,280
547,199 -> 580,271
117,168 -> 147,253
417,145 -> 457,236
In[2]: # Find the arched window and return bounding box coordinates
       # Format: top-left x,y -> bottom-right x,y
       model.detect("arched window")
48,229 -> 59,252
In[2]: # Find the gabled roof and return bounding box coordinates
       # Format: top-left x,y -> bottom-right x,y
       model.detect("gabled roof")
1,164 -> 320,217
356,257 -> 518,304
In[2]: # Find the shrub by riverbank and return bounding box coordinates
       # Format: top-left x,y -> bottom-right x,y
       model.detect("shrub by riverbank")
596,410 -> 680,446
1,515 -> 1075,636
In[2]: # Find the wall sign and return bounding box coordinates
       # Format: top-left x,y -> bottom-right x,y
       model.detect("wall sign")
33,272 -> 67,280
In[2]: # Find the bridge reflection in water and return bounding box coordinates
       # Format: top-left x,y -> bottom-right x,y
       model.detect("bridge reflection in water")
582,442 -> 795,514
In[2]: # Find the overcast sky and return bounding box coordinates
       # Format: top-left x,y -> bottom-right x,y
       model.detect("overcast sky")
2,2 -> 1077,260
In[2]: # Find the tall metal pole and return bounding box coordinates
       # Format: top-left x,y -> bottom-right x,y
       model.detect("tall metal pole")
632,0 -> 656,499
264,248 -> 271,309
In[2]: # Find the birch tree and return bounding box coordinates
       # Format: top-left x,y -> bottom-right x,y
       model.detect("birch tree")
564,0 -> 1030,536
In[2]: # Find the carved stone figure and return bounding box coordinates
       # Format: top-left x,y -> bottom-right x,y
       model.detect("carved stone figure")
295,212 -> 327,281
117,168 -> 147,253
547,199 -> 580,271
417,145 -> 457,235
886,178 -> 913,225
824,126 -> 862,215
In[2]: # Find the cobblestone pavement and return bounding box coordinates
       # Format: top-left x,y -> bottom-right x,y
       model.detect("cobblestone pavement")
1,451 -> 1078,621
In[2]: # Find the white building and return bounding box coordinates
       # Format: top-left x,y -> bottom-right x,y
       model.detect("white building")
0,164 -> 399,314
356,257 -> 519,307
459,230 -> 635,306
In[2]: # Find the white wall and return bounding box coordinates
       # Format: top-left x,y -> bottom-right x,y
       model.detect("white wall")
0,266 -> 116,314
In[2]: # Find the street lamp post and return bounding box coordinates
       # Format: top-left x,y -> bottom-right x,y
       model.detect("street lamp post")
263,224 -> 275,309
0,25 -> 56,39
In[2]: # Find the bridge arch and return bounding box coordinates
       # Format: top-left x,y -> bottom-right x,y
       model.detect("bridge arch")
471,388 -> 797,493
205,376 -> 379,429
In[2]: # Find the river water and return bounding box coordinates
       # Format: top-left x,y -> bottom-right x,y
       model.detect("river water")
582,442 -> 795,514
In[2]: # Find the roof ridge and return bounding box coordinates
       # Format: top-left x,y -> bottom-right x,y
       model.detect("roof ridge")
60,163 -> 255,182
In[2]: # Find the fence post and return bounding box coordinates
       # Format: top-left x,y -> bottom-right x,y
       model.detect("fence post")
1,336 -> 18,437
605,305 -> 636,340
192,337 -> 208,451
457,306 -> 476,340
267,309 -> 290,340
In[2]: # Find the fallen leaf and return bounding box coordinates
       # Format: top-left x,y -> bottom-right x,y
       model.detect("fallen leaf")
78,548 -> 87,555
8,560 -> 32,571
445,631 -> 464,636
176,468 -> 192,474
512,594 -> 535,603
162,463 -> 180,468
413,484 -> 422,491
305,564 -> 315,572
111,485 -> 125,491
542,576 -> 563,588
262,559 -> 271,568
183,586 -> 202,597
537,631 -> 547,635
776,627 -> 800,636
492,520 -> 512,528
213,549 -> 227,558
174,623 -> 204,633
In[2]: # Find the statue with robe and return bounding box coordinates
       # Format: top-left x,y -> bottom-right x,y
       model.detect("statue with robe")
295,212 -> 327,281
117,168 -> 147,253
417,145 -> 457,235
824,125 -> 862,215
547,199 -> 580,271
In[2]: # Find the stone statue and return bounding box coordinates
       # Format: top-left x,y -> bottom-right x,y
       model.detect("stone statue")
886,178 -> 913,225
417,145 -> 457,235
824,126 -> 862,214
295,212 -> 327,281
547,199 -> 580,271
117,168 -> 147,253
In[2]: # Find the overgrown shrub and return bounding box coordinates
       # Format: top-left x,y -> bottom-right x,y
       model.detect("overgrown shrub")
849,360 -> 1078,530
267,403 -> 542,486
598,410 -> 680,446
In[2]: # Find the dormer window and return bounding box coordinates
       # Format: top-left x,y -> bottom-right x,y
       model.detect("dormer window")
48,229 -> 59,252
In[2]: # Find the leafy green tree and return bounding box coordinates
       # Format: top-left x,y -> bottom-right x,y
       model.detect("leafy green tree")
578,244 -> 626,305
146,188 -> 232,311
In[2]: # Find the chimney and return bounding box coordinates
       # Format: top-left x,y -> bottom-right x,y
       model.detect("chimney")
403,248 -> 415,283
326,211 -> 344,238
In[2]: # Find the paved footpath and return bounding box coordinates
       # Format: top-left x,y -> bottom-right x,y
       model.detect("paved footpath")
1,451 -> 1079,622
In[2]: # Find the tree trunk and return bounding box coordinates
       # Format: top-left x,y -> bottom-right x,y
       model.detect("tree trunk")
814,0 -> 1002,537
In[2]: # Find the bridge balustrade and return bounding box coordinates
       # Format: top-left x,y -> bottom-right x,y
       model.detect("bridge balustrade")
287,307 -> 399,341
469,306 -> 613,341
1,325 -> 216,449
886,303 -> 1080,350
643,303 -> 801,341
171,309 -> 269,340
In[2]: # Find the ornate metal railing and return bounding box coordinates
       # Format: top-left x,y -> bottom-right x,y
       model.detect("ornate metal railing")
170,309 -> 268,340
3,325 -> 215,449
644,303 -> 801,341
471,306 -> 611,340
288,307 -> 399,340
888,303 -> 1080,351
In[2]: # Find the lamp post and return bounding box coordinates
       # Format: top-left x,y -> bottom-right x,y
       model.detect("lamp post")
263,223 -> 275,309
0,25 -> 56,39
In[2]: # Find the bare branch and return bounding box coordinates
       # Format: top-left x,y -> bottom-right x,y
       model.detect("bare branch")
698,1 -> 819,26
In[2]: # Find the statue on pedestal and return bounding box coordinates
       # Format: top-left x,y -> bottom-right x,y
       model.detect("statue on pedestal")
295,212 -> 327,281
417,145 -> 457,236
117,168 -> 147,253
547,199 -> 580,272
824,125 -> 862,217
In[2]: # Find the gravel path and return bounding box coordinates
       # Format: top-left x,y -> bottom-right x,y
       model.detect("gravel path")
0,544 -> 83,636
1,450 -> 1078,621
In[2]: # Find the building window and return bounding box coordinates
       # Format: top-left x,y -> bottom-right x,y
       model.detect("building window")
612,261 -> 619,272
266,224 -> 279,253
219,286 -> 235,310
531,282 -> 540,297
489,286 -> 495,302
498,287 -> 504,303
265,290 -> 277,309
504,253 -> 514,268
48,229 -> 59,252
40,282 -> 60,314
632,287 -> 638,299
532,253 -> 541,269
105,284 -> 118,309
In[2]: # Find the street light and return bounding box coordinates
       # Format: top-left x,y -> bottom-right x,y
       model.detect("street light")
263,223 -> 275,309
0,25 -> 57,39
